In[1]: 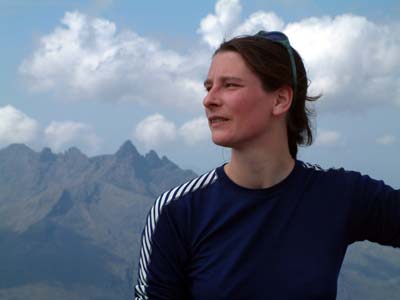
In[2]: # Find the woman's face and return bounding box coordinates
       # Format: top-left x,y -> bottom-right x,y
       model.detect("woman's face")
203,51 -> 278,149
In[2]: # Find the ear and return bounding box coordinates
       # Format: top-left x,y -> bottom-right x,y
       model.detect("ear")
272,86 -> 293,116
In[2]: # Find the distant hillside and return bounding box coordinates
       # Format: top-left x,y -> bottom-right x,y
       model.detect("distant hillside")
0,142 -> 398,300
0,141 -> 196,300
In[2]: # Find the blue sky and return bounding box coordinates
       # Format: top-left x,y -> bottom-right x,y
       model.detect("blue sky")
0,0 -> 399,187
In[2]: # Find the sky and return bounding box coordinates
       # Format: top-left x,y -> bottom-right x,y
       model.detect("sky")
0,0 -> 399,187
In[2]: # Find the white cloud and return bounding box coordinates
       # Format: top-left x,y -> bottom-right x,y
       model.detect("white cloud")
0,105 -> 38,146
286,14 -> 400,112
19,2 -> 400,115
19,11 -> 206,110
197,0 -> 286,48
315,129 -> 341,146
197,1 -> 400,112
134,114 -> 210,150
233,11 -> 285,36
179,117 -> 210,145
134,114 -> 177,149
44,121 -> 101,153
198,0 -> 285,47
198,0 -> 242,48
376,135 -> 396,145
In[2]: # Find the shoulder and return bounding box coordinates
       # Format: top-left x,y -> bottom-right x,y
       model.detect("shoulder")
299,160 -> 356,176
297,160 -> 396,194
151,168 -> 219,213
299,160 -> 343,174
297,160 -> 368,187
141,168 -> 219,245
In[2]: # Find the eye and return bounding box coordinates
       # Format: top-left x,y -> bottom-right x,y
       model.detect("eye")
225,82 -> 239,88
204,85 -> 212,92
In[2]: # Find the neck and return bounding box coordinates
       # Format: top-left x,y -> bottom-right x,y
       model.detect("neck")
225,141 -> 295,190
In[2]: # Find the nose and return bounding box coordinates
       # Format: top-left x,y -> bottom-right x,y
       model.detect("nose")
203,86 -> 221,109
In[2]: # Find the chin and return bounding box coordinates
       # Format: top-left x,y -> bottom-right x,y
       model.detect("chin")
211,136 -> 234,148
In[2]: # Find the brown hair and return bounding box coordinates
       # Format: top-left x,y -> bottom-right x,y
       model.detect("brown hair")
214,34 -> 320,158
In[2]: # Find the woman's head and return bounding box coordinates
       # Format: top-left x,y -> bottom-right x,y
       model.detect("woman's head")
204,51 -> 282,150
212,31 -> 319,158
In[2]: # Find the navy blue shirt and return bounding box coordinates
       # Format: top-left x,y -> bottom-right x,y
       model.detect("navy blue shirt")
135,161 -> 400,299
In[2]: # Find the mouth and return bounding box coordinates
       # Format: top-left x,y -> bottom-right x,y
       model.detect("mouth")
209,117 -> 229,125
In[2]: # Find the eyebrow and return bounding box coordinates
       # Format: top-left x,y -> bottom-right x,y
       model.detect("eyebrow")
203,76 -> 244,87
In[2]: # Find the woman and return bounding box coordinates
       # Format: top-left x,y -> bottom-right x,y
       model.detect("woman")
135,31 -> 400,300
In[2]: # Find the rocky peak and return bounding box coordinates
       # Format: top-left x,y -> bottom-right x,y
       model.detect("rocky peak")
62,146 -> 88,164
161,155 -> 178,168
145,150 -> 161,168
1,143 -> 36,158
39,147 -> 57,163
65,146 -> 84,157
115,140 -> 141,161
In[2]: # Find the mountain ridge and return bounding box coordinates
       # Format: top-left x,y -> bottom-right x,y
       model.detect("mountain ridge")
0,141 -> 197,299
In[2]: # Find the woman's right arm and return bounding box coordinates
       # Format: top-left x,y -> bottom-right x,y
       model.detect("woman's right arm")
135,193 -> 189,300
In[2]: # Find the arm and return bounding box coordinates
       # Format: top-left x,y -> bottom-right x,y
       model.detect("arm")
135,192 -> 189,300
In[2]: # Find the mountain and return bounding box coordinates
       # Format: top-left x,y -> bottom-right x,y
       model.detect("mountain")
0,141 -> 196,300
0,142 -> 399,299
337,242 -> 400,299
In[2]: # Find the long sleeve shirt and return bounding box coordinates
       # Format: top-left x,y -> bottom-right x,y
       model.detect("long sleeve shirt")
135,160 -> 400,300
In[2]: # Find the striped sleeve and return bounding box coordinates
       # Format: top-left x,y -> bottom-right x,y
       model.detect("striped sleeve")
135,169 -> 217,300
